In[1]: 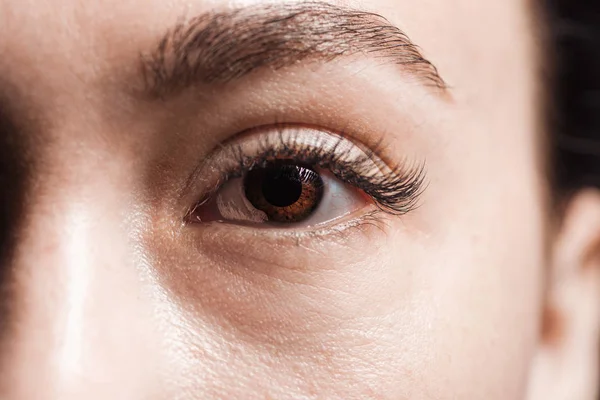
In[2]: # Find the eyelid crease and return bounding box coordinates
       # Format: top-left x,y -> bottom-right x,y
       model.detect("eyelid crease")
183,124 -> 426,222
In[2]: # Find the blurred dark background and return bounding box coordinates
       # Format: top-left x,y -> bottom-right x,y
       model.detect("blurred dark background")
546,1 -> 600,397
548,0 -> 600,192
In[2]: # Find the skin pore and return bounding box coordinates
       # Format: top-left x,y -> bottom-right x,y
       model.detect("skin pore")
0,0 -> 599,399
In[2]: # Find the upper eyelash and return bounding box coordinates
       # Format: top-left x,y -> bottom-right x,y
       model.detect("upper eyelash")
219,126 -> 426,216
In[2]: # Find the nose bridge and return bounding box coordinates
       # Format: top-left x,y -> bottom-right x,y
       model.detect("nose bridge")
0,161 -> 157,399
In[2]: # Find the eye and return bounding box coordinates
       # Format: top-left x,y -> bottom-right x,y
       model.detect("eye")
192,160 -> 367,227
186,126 -> 425,230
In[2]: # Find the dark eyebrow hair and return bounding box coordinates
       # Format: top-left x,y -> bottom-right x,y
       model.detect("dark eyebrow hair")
141,1 -> 447,97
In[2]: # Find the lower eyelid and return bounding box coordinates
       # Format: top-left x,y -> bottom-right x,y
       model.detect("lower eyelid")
188,206 -> 390,247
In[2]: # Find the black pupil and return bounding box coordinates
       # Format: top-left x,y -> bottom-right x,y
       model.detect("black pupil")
261,165 -> 303,207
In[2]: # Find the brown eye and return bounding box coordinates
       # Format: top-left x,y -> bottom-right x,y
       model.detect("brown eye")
244,162 -> 324,223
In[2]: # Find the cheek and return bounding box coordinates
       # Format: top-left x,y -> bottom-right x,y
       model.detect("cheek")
414,138 -> 547,395
412,231 -> 545,398
142,216 -> 453,398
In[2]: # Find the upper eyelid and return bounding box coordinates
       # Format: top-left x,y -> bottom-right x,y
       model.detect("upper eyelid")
183,125 -> 384,193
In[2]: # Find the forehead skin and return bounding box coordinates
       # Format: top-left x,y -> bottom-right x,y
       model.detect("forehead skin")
0,0 -> 543,399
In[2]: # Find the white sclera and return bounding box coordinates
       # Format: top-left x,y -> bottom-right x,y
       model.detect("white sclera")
216,177 -> 268,223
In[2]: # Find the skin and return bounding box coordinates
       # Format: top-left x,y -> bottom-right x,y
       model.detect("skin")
0,0 -> 599,399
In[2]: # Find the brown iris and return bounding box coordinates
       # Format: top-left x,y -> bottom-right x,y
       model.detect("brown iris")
244,161 -> 324,223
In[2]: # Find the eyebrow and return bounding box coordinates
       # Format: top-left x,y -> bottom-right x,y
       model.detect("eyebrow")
140,1 -> 447,97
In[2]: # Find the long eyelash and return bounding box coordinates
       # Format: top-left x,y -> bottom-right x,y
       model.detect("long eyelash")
223,126 -> 426,215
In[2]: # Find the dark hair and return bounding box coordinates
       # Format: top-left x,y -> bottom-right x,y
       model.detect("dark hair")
547,0 -> 600,192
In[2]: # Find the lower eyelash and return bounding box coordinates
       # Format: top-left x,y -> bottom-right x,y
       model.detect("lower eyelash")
290,209 -> 391,240
226,126 -> 426,216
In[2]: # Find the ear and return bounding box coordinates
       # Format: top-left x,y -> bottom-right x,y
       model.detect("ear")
527,189 -> 600,400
